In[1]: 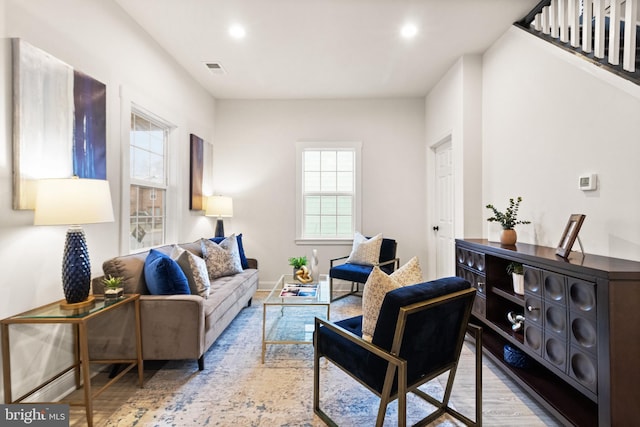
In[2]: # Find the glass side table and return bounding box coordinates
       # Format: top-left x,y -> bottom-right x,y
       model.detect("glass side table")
1,294 -> 143,427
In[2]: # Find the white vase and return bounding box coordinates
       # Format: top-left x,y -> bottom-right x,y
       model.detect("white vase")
311,249 -> 319,282
512,273 -> 524,295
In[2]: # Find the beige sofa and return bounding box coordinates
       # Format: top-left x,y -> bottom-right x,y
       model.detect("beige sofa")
88,239 -> 258,370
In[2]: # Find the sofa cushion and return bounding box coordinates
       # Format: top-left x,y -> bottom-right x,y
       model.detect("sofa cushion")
171,245 -> 211,298
329,263 -> 373,284
211,233 -> 249,269
361,256 -> 423,342
144,249 -> 191,295
201,234 -> 243,280
346,232 -> 382,266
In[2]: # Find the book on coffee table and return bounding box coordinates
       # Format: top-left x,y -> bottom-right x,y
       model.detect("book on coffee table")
279,283 -> 318,297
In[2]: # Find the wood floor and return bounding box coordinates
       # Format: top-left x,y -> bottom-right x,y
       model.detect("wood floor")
64,291 -> 560,426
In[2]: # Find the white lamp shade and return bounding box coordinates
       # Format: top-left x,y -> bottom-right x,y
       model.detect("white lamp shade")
205,196 -> 233,218
34,178 -> 115,225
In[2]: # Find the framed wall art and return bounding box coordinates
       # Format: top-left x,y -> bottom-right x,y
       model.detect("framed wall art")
12,38 -> 106,210
556,214 -> 586,258
189,134 -> 213,210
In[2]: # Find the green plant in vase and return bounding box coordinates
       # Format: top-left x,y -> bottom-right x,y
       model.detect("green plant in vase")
288,256 -> 312,283
506,262 -> 524,295
288,256 -> 307,270
486,196 -> 531,245
102,275 -> 124,300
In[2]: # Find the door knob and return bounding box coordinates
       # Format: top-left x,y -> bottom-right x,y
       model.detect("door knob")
432,226 -> 439,231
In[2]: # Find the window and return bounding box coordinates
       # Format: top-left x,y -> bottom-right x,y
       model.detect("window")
296,141 -> 362,242
129,111 -> 169,251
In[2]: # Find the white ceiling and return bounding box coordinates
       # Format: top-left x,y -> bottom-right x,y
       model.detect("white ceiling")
115,0 -> 539,99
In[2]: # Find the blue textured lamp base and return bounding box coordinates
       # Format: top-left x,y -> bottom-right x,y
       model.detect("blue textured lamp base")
215,219 -> 225,238
62,227 -> 92,304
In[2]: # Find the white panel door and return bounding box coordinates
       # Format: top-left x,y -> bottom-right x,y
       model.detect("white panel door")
434,139 -> 454,277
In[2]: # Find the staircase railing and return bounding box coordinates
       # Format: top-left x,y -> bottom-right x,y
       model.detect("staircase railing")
516,0 -> 639,85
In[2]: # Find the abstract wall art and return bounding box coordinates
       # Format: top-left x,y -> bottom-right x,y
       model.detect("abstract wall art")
12,38 -> 106,210
189,134 -> 213,210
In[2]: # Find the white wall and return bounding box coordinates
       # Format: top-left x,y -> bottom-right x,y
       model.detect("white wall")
213,98 -> 426,287
0,0 -> 216,401
424,55 -> 483,278
483,27 -> 640,260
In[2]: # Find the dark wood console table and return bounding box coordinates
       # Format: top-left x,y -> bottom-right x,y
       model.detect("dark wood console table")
455,239 -> 640,427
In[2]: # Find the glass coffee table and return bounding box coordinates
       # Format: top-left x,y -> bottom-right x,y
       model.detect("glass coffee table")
262,273 -> 330,363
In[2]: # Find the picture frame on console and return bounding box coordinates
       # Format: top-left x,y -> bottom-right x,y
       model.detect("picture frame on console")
556,214 -> 586,258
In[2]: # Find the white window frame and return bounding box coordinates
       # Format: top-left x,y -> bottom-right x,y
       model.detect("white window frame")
295,141 -> 362,245
119,86 -> 178,254
129,110 -> 169,252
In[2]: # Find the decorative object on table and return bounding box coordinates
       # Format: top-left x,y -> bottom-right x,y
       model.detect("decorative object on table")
486,196 -> 531,245
507,311 -> 525,332
288,256 -> 309,282
189,134 -> 213,211
295,266 -> 313,283
34,177 -> 114,308
279,283 -> 318,297
506,262 -> 524,295
556,214 -> 586,258
310,248 -> 319,282
102,275 -> 124,301
12,38 -> 106,210
504,343 -> 530,368
205,195 -> 233,238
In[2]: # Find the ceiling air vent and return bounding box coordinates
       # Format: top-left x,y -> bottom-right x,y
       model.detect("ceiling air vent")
205,62 -> 226,74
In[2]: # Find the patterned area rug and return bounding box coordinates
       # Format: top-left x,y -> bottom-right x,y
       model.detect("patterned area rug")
104,293 -> 464,426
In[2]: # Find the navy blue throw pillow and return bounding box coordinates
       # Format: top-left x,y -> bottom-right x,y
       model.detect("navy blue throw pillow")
144,249 -> 191,295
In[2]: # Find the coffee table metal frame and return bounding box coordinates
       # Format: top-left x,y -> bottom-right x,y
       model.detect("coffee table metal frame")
262,274 -> 330,363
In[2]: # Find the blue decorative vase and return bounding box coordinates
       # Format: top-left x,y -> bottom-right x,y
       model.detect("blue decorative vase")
62,227 -> 91,304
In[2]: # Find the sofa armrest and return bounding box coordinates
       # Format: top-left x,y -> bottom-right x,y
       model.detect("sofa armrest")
246,258 -> 258,269
139,295 -> 206,360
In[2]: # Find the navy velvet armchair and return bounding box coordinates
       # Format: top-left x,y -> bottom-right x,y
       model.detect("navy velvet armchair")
314,276 -> 482,427
329,237 -> 399,301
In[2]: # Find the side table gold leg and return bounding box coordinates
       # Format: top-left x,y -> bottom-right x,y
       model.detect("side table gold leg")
78,322 -> 93,427
134,298 -> 144,387
2,323 -> 12,403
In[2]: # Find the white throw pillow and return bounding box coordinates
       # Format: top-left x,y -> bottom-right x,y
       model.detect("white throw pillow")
171,245 -> 211,298
361,256 -> 423,342
201,234 -> 243,280
346,232 -> 383,266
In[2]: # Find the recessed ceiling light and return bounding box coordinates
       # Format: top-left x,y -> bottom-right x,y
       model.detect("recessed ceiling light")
401,23 -> 418,39
229,24 -> 246,39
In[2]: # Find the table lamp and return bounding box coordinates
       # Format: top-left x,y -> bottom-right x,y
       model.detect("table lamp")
205,195 -> 233,238
34,177 -> 115,309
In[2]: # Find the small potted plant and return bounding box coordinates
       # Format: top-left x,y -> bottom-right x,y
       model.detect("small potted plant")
486,196 -> 531,245
506,262 -> 524,295
102,275 -> 124,301
288,256 -> 308,282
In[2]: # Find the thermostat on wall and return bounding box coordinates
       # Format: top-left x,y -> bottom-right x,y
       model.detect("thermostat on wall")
579,174 -> 597,191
